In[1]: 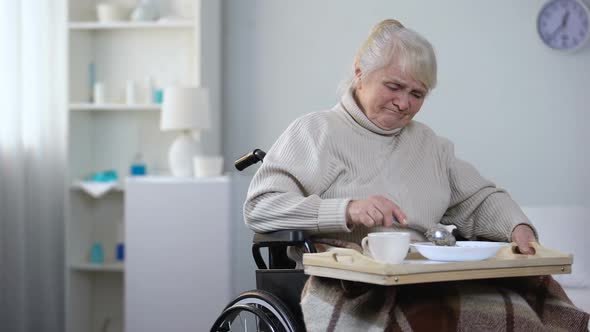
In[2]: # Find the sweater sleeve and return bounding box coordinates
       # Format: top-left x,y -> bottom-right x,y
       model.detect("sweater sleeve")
243,116 -> 351,234
438,139 -> 537,242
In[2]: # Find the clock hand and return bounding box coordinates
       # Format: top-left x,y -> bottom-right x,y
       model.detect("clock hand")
547,25 -> 564,41
548,11 -> 570,41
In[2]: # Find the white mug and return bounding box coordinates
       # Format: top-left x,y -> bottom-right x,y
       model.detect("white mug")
361,232 -> 410,264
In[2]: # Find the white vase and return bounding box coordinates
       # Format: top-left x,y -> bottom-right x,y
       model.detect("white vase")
130,0 -> 159,21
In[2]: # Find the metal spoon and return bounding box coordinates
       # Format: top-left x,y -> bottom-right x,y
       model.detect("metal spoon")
425,226 -> 457,246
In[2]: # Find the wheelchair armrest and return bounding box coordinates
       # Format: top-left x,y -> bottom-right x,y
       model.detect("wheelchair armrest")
252,230 -> 316,270
253,230 -> 309,244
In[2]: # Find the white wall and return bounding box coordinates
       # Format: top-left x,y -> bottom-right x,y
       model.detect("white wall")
223,0 -> 590,205
222,0 -> 590,293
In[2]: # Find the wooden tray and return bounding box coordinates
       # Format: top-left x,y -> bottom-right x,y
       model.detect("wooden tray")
303,242 -> 572,286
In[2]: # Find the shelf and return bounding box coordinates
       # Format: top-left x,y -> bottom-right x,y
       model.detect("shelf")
70,262 -> 124,272
69,21 -> 195,30
70,103 -> 161,112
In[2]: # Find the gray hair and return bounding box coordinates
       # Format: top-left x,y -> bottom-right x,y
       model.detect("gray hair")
347,19 -> 437,92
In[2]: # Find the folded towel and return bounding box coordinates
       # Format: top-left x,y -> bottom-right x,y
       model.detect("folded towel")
76,181 -> 119,198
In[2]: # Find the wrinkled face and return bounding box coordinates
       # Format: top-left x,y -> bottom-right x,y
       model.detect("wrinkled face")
354,64 -> 427,130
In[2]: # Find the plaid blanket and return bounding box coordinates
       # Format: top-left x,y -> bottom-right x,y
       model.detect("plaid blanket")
300,240 -> 589,332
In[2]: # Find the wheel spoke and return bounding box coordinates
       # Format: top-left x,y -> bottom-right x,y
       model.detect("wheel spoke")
238,312 -> 245,331
212,292 -> 298,332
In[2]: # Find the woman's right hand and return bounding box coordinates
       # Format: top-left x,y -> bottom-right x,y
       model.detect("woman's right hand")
346,195 -> 407,228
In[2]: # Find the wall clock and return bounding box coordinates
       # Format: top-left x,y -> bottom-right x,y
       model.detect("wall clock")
537,0 -> 590,52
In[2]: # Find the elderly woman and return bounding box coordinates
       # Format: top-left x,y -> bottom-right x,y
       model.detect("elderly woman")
245,19 -> 535,254
244,19 -> 588,331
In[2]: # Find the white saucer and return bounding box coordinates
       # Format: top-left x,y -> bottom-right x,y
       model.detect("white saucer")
411,241 -> 509,262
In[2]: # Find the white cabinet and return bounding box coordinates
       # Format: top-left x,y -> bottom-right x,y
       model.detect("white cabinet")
64,1 -> 221,331
125,177 -> 231,332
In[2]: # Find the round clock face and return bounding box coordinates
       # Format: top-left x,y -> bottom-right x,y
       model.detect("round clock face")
537,0 -> 590,51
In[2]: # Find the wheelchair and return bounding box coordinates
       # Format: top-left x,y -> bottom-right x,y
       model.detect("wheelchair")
210,150 -> 477,332
210,149 -> 314,332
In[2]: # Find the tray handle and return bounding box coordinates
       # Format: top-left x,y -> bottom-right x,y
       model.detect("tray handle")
325,248 -> 381,267
496,241 -> 568,259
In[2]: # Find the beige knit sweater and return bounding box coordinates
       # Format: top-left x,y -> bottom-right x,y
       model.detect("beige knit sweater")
244,90 -> 533,244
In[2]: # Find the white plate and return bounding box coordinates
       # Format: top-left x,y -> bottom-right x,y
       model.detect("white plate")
411,241 -> 509,262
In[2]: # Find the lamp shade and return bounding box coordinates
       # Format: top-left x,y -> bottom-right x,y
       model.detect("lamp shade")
160,86 -> 211,131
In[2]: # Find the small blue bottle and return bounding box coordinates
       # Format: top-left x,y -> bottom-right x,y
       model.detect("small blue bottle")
153,89 -> 164,104
116,243 -> 125,261
130,153 -> 147,176
115,222 -> 125,262
90,242 -> 104,264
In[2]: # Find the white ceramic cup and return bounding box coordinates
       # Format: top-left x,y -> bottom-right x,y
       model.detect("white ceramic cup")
125,80 -> 136,104
193,156 -> 224,177
96,3 -> 128,22
93,82 -> 105,104
361,232 -> 410,264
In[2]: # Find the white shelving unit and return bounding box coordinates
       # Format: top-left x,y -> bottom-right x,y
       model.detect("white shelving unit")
65,1 -> 221,332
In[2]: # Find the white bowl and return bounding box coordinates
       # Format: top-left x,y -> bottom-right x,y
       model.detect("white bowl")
411,241 -> 509,262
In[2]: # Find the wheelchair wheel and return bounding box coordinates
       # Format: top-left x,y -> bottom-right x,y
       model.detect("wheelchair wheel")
210,290 -> 302,332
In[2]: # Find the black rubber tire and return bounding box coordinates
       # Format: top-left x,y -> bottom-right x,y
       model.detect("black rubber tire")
210,289 -> 303,332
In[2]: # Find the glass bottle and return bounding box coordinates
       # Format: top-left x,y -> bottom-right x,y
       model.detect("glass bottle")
130,153 -> 147,176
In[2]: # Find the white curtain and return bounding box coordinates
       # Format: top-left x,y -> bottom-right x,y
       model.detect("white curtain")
0,1 -> 67,331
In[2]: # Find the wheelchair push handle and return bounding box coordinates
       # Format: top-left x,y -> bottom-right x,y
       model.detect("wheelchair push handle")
235,149 -> 266,171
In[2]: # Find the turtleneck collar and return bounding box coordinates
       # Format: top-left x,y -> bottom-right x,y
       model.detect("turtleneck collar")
340,88 -> 403,136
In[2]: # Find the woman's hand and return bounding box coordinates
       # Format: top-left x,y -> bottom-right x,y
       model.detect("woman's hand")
511,224 -> 536,255
346,195 -> 407,228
